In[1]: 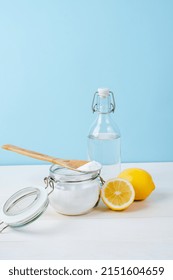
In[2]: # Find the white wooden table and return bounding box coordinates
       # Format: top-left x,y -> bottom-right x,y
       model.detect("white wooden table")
0,162 -> 173,260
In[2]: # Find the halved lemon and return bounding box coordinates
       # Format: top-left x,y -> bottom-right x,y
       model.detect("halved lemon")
101,178 -> 135,211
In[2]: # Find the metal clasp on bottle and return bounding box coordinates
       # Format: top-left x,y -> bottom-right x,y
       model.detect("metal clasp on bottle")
92,90 -> 116,113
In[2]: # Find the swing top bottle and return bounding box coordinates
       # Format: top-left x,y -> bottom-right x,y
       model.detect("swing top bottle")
87,88 -> 121,180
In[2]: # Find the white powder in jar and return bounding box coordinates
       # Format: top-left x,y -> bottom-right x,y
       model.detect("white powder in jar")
77,161 -> 102,172
49,161 -> 101,215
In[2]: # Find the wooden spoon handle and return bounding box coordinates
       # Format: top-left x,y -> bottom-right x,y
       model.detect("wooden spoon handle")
2,144 -> 60,164
2,144 -> 89,169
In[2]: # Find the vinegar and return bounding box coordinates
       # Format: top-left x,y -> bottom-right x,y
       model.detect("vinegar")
88,133 -> 121,180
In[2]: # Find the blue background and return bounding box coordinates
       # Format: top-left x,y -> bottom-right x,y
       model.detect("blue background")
0,0 -> 173,165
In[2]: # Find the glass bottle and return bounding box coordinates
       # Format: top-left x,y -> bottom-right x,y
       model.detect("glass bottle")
87,88 -> 121,180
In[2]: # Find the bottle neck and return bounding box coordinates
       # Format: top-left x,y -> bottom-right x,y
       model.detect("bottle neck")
96,95 -> 112,114
89,90 -> 120,138
96,112 -> 112,128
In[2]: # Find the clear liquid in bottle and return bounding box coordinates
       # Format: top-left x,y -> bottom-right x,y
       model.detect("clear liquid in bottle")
88,133 -> 121,180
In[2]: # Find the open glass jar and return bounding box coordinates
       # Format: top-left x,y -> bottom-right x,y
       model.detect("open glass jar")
45,164 -> 101,215
0,163 -> 102,233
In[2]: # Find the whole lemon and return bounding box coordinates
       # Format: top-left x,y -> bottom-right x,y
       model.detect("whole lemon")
117,168 -> 155,200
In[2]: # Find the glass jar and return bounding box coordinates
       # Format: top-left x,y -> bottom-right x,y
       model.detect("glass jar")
45,164 -> 101,216
0,164 -> 102,233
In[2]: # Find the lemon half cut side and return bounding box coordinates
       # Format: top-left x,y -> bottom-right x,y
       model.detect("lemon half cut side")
101,178 -> 135,211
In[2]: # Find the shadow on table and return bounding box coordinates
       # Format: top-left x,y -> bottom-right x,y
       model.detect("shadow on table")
87,191 -> 172,216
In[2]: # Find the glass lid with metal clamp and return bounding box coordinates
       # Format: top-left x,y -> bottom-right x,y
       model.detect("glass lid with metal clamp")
0,185 -> 53,233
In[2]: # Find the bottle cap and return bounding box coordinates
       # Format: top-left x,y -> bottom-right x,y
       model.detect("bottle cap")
97,88 -> 109,98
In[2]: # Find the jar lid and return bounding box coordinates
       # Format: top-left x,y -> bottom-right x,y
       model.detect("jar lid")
0,185 -> 49,230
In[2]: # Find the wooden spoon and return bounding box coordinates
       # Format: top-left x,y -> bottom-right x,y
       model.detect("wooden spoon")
2,144 -> 89,171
